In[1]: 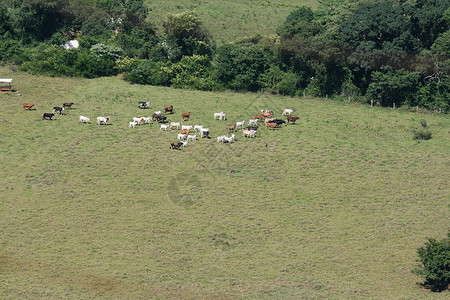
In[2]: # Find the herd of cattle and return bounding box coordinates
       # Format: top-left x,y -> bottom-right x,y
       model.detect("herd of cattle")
23,100 -> 298,150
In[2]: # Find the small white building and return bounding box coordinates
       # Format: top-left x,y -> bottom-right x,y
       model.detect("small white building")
63,40 -> 79,50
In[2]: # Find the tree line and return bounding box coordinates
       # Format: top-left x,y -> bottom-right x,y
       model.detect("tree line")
0,0 -> 448,111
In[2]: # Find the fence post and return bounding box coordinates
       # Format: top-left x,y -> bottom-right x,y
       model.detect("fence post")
371,100 -> 373,107
393,103 -> 396,110
303,91 -> 306,98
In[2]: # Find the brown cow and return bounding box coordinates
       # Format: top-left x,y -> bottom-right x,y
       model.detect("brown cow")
180,129 -> 190,135
226,125 -> 235,131
63,102 -> 74,108
23,103 -> 34,110
261,112 -> 274,118
254,114 -> 264,120
287,117 -> 299,124
265,122 -> 278,130
182,112 -> 191,121
164,105 -> 173,114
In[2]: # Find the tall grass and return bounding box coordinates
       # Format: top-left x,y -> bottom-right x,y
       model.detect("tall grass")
0,67 -> 449,299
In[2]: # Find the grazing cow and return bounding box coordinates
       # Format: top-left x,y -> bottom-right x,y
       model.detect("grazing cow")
155,115 -> 167,123
282,108 -> 295,116
142,117 -> 152,124
214,112 -> 226,120
224,134 -> 236,143
180,129 -> 190,135
243,130 -> 256,138
170,122 -> 181,129
270,119 -> 286,125
249,119 -> 258,126
42,113 -> 55,120
286,117 -> 299,124
160,124 -> 169,131
261,112 -> 273,118
226,125 -> 235,131
79,116 -> 90,123
97,116 -> 110,125
265,118 -> 275,123
200,128 -> 210,138
53,106 -> 64,115
261,109 -> 273,114
265,122 -> 278,130
217,135 -> 226,143
182,112 -> 191,121
254,114 -> 264,120
170,142 -> 183,150
164,105 -> 173,114
181,125 -> 192,131
23,103 -> 34,110
138,101 -> 150,109
187,134 -> 197,141
177,133 -> 187,140
235,120 -> 245,129
63,102 -> 74,108
193,125 -> 203,132
154,110 -> 162,115
247,125 -> 258,131
132,117 -> 143,125
180,141 -> 188,147
129,121 -> 137,128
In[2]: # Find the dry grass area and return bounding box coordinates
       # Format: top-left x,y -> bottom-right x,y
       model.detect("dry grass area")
0,67 -> 449,299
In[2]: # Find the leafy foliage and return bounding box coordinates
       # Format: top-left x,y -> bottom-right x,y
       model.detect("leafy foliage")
413,232 -> 450,291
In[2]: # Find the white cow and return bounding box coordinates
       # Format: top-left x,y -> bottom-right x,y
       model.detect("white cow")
177,133 -> 187,140
243,129 -> 256,138
79,116 -> 90,123
282,108 -> 295,116
129,121 -> 137,128
170,122 -> 181,129
132,117 -> 143,125
224,134 -> 236,143
193,125 -> 203,132
181,125 -> 193,131
217,135 -> 226,143
214,112 -> 226,120
142,117 -> 152,124
181,141 -> 188,147
154,110 -> 162,115
160,124 -> 169,131
97,116 -> 110,125
249,119 -> 258,126
236,120 -> 245,129
187,135 -> 197,141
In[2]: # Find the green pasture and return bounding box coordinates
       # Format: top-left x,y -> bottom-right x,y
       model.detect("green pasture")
0,67 -> 449,299
146,0 -> 319,42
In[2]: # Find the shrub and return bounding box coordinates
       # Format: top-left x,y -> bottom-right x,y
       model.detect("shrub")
123,60 -> 172,85
170,55 -> 219,91
413,127 -> 432,140
413,232 -> 450,292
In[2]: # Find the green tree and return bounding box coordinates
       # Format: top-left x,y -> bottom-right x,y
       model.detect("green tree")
413,231 -> 450,292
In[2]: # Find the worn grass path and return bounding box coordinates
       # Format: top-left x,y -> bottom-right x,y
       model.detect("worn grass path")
0,68 -> 449,299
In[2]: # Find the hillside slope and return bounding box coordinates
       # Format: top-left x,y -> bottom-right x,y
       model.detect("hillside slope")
146,0 -> 319,42
0,67 -> 449,299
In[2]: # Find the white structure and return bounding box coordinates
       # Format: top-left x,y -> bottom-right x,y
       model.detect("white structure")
0,78 -> 12,90
63,40 -> 79,50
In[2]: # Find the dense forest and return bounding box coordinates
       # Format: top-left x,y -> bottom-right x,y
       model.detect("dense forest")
0,0 -> 449,111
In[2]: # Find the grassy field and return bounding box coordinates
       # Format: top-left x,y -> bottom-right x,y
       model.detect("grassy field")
146,0 -> 319,42
0,66 -> 449,299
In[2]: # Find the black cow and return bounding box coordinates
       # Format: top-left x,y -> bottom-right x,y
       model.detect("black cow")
138,101 -> 150,109
42,113 -> 55,120
247,125 -> 258,131
155,115 -> 167,123
270,119 -> 285,125
170,142 -> 183,150
53,106 -> 64,114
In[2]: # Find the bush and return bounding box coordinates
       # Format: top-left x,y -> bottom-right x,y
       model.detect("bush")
123,60 -> 172,85
413,127 -> 432,140
170,55 -> 219,91
413,232 -> 450,292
